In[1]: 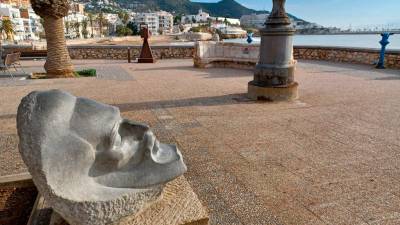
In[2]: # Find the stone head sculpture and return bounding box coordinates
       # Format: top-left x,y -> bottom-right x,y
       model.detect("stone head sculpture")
17,90 -> 187,225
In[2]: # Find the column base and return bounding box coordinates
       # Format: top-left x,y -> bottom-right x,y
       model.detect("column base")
248,81 -> 299,101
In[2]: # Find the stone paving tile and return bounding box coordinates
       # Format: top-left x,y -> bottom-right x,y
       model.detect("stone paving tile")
94,65 -> 134,80
310,202 -> 369,225
0,78 -> 32,87
0,133 -> 27,176
277,204 -> 327,225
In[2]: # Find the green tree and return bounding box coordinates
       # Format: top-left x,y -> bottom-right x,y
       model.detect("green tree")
127,21 -> 139,35
174,15 -> 182,25
97,12 -> 108,37
116,25 -> 132,36
0,19 -> 14,41
118,12 -> 129,25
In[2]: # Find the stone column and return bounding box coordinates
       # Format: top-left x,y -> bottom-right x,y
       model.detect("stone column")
248,0 -> 298,101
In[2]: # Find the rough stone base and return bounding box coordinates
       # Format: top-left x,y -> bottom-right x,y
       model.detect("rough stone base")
248,82 -> 299,101
31,176 -> 208,225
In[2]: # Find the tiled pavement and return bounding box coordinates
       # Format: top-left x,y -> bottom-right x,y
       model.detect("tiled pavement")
1,59 -> 400,225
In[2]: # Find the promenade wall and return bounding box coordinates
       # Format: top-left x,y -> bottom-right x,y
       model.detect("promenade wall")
68,45 -> 195,60
4,43 -> 400,69
3,45 -> 194,60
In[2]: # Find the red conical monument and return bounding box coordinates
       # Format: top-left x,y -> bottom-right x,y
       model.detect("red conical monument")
138,24 -> 156,63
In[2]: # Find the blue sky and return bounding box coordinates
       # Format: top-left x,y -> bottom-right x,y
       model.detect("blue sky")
192,0 -> 400,28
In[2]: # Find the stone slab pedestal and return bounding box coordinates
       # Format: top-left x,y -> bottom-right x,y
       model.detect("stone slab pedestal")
30,176 -> 209,225
248,81 -> 298,101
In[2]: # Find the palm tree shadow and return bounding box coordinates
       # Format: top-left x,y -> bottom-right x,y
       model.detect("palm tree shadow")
114,93 -> 256,112
133,66 -> 254,79
374,76 -> 400,80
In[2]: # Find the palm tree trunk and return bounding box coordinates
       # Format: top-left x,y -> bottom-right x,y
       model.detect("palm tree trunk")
43,17 -> 74,78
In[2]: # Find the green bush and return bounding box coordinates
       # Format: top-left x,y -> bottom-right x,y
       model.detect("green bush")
116,25 -> 133,36
75,69 -> 97,77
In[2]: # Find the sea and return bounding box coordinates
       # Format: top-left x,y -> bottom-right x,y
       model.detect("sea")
225,34 -> 400,50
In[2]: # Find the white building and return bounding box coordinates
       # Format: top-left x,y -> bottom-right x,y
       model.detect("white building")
133,11 -> 173,35
105,13 -> 121,35
133,12 -> 159,35
240,13 -> 269,28
157,11 -> 173,34
182,9 -> 210,24
27,7 -> 43,39
64,11 -> 87,38
217,25 -> 246,36
211,17 -> 240,26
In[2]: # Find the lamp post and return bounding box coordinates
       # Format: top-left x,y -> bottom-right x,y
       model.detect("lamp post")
248,0 -> 298,101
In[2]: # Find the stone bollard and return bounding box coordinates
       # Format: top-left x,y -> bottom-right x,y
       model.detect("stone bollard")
127,47 -> 131,63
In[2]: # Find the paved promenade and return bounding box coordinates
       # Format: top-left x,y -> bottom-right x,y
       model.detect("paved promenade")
1,59 -> 400,225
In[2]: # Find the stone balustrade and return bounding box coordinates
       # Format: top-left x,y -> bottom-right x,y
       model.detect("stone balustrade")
194,41 -> 400,69
194,41 -> 259,69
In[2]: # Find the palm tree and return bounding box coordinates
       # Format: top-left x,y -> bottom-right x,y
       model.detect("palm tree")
0,19 -> 14,41
119,12 -> 129,25
81,19 -> 88,39
65,20 -> 70,35
87,13 -> 94,38
73,21 -> 80,38
30,0 -> 74,78
97,12 -> 105,37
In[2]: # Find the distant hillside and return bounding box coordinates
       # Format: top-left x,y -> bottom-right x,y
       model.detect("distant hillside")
111,0 -> 306,22
196,0 -> 268,18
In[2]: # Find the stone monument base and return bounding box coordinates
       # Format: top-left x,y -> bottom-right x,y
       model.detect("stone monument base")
248,81 -> 298,101
29,176 -> 208,225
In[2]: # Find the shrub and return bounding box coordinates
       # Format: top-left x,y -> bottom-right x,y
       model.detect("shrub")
75,69 -> 97,77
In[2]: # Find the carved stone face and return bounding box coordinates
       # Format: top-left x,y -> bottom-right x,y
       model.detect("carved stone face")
17,90 -> 187,224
